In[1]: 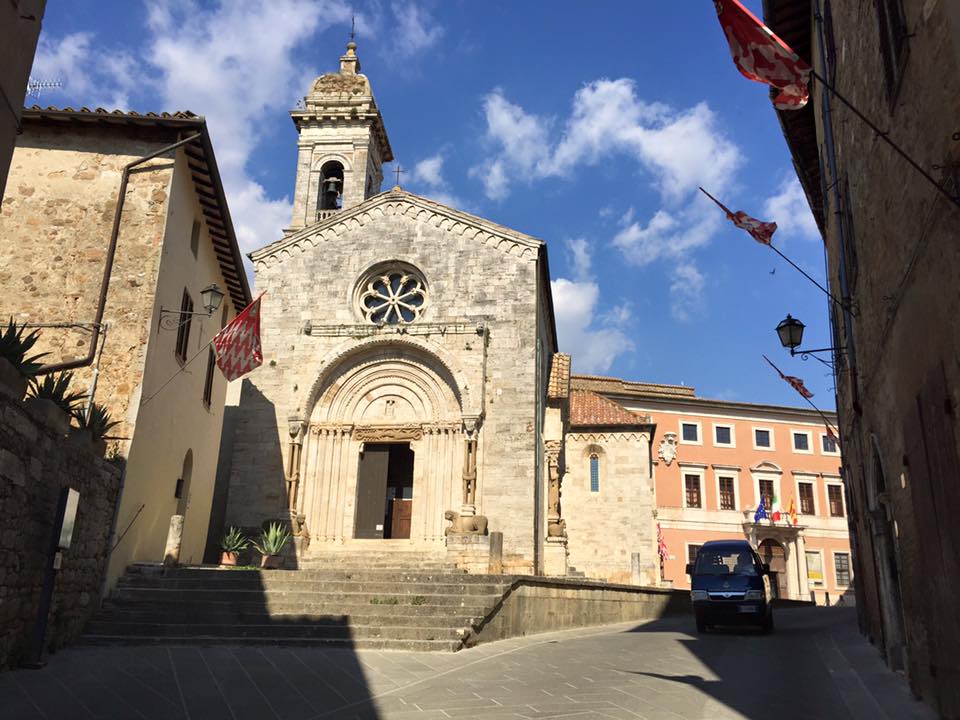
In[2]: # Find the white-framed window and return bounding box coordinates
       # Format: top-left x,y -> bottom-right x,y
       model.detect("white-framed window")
805,549 -> 825,588
686,543 -> 703,568
821,432 -> 840,455
795,475 -> 818,516
681,468 -> 704,508
753,426 -> 775,451
826,480 -> 846,517
680,420 -> 701,445
834,551 -> 852,586
712,423 -> 735,448
752,474 -> 781,512
792,429 -> 814,453
715,471 -> 739,511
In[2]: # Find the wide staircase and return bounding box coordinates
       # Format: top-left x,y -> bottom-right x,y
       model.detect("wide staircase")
84,551 -> 512,651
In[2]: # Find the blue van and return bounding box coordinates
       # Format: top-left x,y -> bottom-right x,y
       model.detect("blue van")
686,539 -> 774,634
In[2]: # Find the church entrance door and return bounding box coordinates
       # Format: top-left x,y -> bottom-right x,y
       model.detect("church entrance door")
354,443 -> 414,539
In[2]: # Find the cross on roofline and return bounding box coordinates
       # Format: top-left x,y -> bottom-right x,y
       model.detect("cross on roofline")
394,165 -> 404,187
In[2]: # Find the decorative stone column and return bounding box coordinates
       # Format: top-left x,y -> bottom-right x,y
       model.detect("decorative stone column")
286,416 -> 309,554
460,415 -> 480,517
543,439 -> 569,577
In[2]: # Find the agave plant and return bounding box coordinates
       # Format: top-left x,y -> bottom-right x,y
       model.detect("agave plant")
0,318 -> 47,378
28,371 -> 86,414
72,401 -> 119,440
220,527 -> 249,553
252,522 -> 291,556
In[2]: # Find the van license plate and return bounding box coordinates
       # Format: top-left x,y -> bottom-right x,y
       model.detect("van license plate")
738,605 -> 758,613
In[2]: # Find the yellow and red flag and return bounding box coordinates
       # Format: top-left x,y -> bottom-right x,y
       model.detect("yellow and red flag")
713,0 -> 812,109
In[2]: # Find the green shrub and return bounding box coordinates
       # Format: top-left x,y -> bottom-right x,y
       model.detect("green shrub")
0,318 -> 47,377
72,402 -> 119,440
28,371 -> 86,413
220,527 -> 249,553
251,522 -> 291,556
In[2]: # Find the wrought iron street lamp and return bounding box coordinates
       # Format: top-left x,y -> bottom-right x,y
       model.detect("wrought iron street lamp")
159,283 -> 226,331
775,313 -> 840,368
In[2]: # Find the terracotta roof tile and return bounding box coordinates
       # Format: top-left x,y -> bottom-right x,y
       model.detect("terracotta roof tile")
570,390 -> 651,428
547,353 -> 571,399
570,374 -> 696,399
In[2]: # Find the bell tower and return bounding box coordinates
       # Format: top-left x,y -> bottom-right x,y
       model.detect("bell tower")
288,41 -> 394,229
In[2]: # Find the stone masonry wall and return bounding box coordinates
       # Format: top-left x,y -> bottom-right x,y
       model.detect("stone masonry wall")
227,193 -> 542,567
0,125 -> 175,444
563,430 -> 656,584
811,1 -> 960,715
0,392 -> 121,669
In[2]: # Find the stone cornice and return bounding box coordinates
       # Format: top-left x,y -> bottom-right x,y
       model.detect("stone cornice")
249,189 -> 544,265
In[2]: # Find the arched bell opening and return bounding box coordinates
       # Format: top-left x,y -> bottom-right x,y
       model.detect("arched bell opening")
318,160 -> 344,210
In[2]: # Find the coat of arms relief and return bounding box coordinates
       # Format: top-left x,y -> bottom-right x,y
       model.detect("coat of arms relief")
658,432 -> 678,465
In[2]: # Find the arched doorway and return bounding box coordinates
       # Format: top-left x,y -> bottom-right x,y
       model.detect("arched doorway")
758,538 -> 788,599
297,344 -> 464,547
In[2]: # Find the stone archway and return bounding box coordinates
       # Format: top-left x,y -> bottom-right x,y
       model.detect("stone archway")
296,343 -> 465,548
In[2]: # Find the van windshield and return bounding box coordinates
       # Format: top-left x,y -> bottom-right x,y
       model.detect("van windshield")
693,548 -> 760,576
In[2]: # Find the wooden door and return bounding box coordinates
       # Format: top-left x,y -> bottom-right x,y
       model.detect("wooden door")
759,540 -> 788,599
354,445 -> 389,539
390,499 -> 413,539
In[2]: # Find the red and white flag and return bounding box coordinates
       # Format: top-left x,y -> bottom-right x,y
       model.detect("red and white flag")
763,355 -> 814,399
714,0 -> 812,110
212,294 -> 264,381
700,187 -> 777,246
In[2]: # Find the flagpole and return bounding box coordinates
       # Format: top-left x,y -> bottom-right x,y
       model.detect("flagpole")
762,355 -> 840,437
809,70 -> 960,211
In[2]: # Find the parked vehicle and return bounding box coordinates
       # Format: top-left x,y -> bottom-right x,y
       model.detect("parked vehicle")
686,540 -> 773,634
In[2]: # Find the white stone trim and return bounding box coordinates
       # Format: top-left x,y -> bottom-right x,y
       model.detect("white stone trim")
679,419 -> 702,445
819,431 -> 841,456
680,466 -> 705,509
794,473 -> 820,517
832,549 -> 853,588
805,548 -> 826,588
824,479 -> 847,518
684,541 -> 704,567
752,425 -> 776,451
618,402 -> 836,427
713,467 -> 741,512
751,469 -> 782,510
711,422 -> 736,448
790,428 -> 814,454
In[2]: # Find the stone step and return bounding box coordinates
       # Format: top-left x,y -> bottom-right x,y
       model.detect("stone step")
95,609 -> 483,627
84,620 -> 466,642
110,587 -> 501,606
101,600 -> 492,618
80,635 -> 463,652
115,578 -> 508,595
122,568 -> 499,583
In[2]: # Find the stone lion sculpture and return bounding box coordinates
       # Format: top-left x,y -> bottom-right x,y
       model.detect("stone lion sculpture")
444,510 -> 488,535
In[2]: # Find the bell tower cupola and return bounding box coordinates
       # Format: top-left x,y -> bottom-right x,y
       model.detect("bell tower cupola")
288,41 -> 394,229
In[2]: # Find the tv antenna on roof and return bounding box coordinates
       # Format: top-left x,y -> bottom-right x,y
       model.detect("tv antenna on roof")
26,77 -> 61,100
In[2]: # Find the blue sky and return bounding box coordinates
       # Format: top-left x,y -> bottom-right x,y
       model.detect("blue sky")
30,0 -> 836,408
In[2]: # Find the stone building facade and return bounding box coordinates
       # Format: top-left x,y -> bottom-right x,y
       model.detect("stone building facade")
766,1 -> 960,716
0,109 -> 251,588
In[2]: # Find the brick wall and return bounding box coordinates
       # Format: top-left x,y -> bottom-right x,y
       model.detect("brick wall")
0,391 -> 121,668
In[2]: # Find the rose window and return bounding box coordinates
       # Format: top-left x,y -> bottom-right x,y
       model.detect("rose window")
359,270 -> 426,324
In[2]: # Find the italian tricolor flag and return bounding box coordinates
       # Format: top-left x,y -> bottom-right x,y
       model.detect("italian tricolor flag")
771,494 -> 782,522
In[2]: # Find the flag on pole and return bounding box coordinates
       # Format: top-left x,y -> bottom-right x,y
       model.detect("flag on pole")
771,494 -> 782,522
699,187 -> 777,245
212,294 -> 264,381
753,500 -> 767,523
788,498 -> 798,526
657,523 -> 668,561
762,355 -> 814,399
713,0 -> 812,109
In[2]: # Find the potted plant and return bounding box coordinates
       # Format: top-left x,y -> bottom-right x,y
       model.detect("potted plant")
26,371 -> 85,435
219,527 -> 248,566
252,522 -> 291,569
71,401 -> 119,456
0,318 -> 47,400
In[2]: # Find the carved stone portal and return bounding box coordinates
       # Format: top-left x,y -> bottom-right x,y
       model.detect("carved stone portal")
658,432 -> 678,466
352,424 -> 423,442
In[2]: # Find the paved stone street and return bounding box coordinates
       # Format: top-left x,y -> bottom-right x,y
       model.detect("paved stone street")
0,608 -> 935,720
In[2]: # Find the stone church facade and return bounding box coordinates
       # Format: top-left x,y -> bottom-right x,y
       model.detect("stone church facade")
221,42 -> 658,579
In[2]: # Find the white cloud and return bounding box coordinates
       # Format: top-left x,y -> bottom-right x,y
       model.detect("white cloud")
566,237 -> 592,281
389,1 -> 444,59
408,152 -> 470,210
551,278 -> 634,375
764,175 -> 820,243
31,32 -> 139,109
669,262 -> 706,322
411,154 -> 445,188
612,195 -> 723,268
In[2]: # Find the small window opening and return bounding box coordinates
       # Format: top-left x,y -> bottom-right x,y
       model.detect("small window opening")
319,160 -> 344,210
589,454 -> 600,493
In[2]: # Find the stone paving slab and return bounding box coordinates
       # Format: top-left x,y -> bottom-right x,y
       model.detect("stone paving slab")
0,608 -> 938,720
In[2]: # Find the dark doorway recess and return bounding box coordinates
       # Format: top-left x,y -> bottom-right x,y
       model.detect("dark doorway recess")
758,539 -> 787,599
354,443 -> 414,539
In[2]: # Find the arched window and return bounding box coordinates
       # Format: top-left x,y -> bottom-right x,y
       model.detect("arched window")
318,160 -> 344,210
589,454 -> 600,493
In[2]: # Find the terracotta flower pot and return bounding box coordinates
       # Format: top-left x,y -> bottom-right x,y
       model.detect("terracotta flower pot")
220,551 -> 238,566
260,554 -> 283,569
